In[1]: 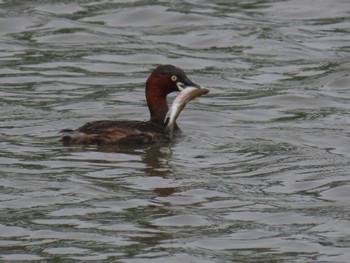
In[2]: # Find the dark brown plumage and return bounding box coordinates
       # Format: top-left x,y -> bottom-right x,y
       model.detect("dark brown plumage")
60,65 -> 201,145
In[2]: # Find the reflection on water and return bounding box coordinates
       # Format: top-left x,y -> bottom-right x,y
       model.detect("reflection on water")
1,0 -> 350,262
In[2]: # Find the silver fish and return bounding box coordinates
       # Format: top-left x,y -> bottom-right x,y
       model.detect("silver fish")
165,86 -> 209,139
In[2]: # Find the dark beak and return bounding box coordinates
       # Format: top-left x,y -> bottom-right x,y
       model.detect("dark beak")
176,79 -> 205,91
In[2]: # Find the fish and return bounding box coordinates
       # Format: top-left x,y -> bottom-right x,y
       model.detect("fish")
165,86 -> 209,139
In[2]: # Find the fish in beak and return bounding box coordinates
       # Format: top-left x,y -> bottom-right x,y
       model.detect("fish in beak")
165,86 -> 209,139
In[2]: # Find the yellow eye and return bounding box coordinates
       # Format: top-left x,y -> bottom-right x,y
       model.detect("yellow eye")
171,75 -> 177,81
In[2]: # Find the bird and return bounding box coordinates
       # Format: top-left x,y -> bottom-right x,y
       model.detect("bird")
60,64 -> 206,145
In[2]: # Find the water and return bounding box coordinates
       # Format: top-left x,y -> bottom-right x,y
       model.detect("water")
1,0 -> 350,262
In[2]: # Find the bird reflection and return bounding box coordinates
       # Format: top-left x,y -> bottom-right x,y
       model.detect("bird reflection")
88,143 -> 180,197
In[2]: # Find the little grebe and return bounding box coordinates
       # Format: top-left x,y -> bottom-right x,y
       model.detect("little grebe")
60,64 -> 207,145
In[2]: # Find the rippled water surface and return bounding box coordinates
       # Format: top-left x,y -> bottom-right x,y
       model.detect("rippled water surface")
1,0 -> 350,262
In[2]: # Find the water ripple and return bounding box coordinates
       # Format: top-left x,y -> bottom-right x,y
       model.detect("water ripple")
1,0 -> 350,262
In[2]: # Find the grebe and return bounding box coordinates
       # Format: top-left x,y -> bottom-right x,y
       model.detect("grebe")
60,64 -> 208,145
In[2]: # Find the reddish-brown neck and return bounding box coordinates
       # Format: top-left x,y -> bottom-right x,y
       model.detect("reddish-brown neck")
146,75 -> 170,125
